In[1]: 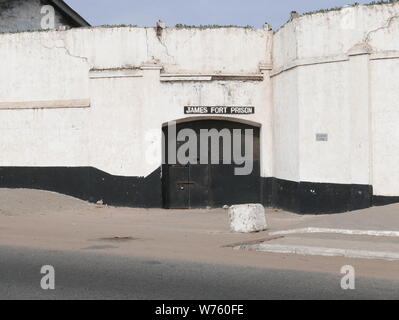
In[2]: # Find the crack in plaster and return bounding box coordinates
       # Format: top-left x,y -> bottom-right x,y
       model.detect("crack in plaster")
39,37 -> 89,64
364,13 -> 399,43
156,29 -> 174,60
145,28 -> 150,58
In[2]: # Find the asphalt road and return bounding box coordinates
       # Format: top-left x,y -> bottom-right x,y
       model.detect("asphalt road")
0,246 -> 398,300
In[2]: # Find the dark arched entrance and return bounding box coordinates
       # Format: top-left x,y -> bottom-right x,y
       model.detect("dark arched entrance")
162,119 -> 261,208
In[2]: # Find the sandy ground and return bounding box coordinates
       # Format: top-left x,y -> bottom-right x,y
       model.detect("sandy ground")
1,188 -> 399,280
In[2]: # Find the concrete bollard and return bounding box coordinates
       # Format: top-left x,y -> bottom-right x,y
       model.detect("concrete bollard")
228,204 -> 267,233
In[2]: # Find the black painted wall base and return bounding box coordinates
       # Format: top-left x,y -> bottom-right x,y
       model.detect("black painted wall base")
265,178 -> 373,214
0,167 -> 163,208
373,195 -> 399,207
1,167 -> 398,214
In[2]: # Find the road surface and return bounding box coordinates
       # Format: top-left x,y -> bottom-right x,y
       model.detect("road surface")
0,246 -> 398,300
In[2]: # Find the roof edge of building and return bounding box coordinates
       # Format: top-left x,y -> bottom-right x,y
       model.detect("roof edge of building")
50,0 -> 91,27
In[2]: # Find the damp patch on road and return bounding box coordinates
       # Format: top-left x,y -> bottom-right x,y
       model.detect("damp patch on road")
223,236 -> 285,248
81,245 -> 119,250
88,236 -> 140,243
97,236 -> 139,242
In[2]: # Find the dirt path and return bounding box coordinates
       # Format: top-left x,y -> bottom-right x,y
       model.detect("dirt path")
1,188 -> 399,280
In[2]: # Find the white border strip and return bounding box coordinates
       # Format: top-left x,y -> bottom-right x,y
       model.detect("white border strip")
370,51 -> 399,61
160,75 -> 212,82
271,55 -> 349,77
269,227 -> 399,238
90,69 -> 142,79
160,73 -> 264,82
0,99 -> 90,110
236,244 -> 399,261
270,51 -> 399,78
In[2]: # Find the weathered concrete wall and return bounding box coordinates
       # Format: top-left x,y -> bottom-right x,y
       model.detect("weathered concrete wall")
272,2 -> 399,201
0,26 -> 273,179
272,68 -> 299,182
2,2 -> 399,211
0,0 -> 75,33
65,26 -> 272,73
297,61 -> 351,185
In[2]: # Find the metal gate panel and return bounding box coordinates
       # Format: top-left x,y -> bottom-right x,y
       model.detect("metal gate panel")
163,120 -> 261,209
167,165 -> 189,209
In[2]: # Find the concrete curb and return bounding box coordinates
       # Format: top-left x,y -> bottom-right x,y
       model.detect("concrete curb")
235,243 -> 399,261
269,227 -> 399,238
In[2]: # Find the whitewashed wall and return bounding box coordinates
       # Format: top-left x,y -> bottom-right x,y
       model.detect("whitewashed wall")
272,2 -> 399,198
2,2 -> 399,200
0,26 -> 273,178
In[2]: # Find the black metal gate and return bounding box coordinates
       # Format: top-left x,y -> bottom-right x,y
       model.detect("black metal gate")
162,120 -> 260,209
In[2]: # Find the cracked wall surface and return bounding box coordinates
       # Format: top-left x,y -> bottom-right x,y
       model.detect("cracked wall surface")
1,2 -> 399,199
272,2 -> 399,197
0,25 -> 273,178
273,2 -> 399,67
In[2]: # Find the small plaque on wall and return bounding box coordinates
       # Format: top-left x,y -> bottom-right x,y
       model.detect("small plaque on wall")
184,106 -> 255,115
316,133 -> 328,142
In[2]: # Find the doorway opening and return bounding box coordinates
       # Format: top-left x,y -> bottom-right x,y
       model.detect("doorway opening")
162,119 -> 261,209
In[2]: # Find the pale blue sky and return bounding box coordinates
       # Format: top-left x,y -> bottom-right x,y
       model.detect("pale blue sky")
65,0 -> 373,28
